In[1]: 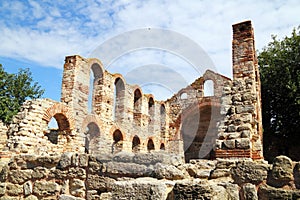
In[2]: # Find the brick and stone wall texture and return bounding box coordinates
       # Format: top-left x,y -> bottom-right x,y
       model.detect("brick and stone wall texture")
4,99 -> 79,155
215,20 -> 263,160
0,153 -> 300,200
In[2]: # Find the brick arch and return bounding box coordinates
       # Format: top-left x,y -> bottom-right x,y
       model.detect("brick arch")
147,137 -> 155,151
113,73 -> 127,86
203,70 -> 230,97
132,85 -> 143,95
81,114 -> 103,134
88,58 -> 105,78
42,103 -> 75,131
171,98 -> 221,141
109,126 -> 126,141
160,143 -> 166,150
172,98 -> 221,161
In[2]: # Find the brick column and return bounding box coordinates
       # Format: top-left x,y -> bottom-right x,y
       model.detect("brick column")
215,21 -> 263,159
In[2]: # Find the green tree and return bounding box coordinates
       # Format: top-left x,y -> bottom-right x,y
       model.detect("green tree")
258,28 -> 300,160
0,65 -> 44,124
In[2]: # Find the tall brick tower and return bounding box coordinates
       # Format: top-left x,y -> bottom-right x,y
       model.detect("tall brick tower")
215,20 -> 263,159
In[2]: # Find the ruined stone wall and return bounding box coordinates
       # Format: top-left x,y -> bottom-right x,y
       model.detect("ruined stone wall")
215,20 -> 263,159
0,153 -> 299,200
60,55 -> 168,156
1,20 -> 263,162
4,99 -> 79,155
165,70 -> 229,160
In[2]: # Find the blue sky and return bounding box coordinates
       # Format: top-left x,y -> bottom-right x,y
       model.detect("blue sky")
0,0 -> 299,101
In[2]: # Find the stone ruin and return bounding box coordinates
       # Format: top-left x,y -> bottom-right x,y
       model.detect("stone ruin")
0,20 -> 299,199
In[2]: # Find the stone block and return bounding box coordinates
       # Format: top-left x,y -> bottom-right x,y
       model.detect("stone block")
223,139 -> 236,149
231,161 -> 268,185
78,154 -> 89,167
294,162 -> 300,189
104,161 -> 150,178
86,174 -> 115,192
242,183 -> 258,200
0,166 -> 8,182
58,152 -> 73,169
33,181 -> 59,197
8,169 -> 32,184
0,183 -> 5,196
6,183 -> 23,196
210,169 -> 231,179
70,179 -> 85,198
113,151 -> 134,163
153,163 -> 184,180
267,155 -> 294,188
112,178 -> 168,200
24,195 -> 38,200
36,155 -> 60,168
241,130 -> 251,138
237,123 -> 252,131
32,167 -> 48,179
58,194 -> 76,200
24,181 -> 33,196
227,124 -> 236,132
258,184 -> 293,200
227,132 -> 240,139
236,138 -> 250,149
172,181 -> 229,200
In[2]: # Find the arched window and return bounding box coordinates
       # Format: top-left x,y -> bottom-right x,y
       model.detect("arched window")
46,117 -> 59,144
203,80 -> 214,96
132,135 -> 141,153
160,104 -> 166,138
180,92 -> 188,99
85,122 -> 100,154
88,63 -> 103,113
112,130 -> 123,153
147,139 -> 155,152
148,97 -> 154,116
114,78 -> 125,121
160,143 -> 165,150
45,113 -> 71,144
134,89 -> 142,113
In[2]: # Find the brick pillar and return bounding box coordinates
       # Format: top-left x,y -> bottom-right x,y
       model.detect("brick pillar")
215,21 -> 263,159
61,55 -> 89,132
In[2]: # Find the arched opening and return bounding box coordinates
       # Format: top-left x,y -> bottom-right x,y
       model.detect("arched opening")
203,80 -> 214,97
160,104 -> 166,138
147,139 -> 155,152
88,63 -> 103,113
148,97 -> 155,132
85,122 -> 100,154
181,104 -> 220,162
112,130 -> 123,153
160,143 -> 165,150
180,92 -> 188,99
46,117 -> 59,144
133,88 -> 142,124
114,78 -> 125,121
134,89 -> 142,113
45,113 -> 71,145
132,135 -> 141,153
148,97 -> 154,116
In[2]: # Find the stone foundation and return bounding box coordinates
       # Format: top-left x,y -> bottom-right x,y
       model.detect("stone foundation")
1,153 -> 299,199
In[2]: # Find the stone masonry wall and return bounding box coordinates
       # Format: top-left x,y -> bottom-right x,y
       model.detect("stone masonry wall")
215,21 -> 263,159
4,99 -> 79,155
1,153 -> 300,200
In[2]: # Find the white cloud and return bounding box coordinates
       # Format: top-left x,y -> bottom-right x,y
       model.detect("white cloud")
0,0 -> 299,80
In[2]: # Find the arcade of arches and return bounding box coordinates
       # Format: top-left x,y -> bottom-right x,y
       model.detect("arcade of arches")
2,20 -> 263,162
